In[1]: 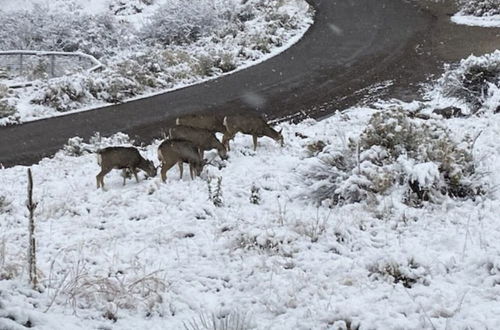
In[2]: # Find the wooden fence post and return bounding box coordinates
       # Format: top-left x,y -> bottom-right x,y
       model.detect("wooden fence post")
27,168 -> 38,289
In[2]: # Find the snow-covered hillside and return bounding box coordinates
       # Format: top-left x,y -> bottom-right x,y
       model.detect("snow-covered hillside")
1,48 -> 500,328
0,0 -> 313,125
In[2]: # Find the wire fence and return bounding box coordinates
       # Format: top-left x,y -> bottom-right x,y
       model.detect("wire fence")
0,50 -> 103,88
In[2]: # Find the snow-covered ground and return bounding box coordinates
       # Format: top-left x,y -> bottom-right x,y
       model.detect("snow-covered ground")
0,0 -> 313,125
452,14 -> 500,27
2,88 -> 500,328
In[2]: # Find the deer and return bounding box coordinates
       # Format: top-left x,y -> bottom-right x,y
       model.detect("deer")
157,139 -> 206,182
222,114 -> 284,151
167,126 -> 228,160
96,147 -> 157,189
175,113 -> 226,133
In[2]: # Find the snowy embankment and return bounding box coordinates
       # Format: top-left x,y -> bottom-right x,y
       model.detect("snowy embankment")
452,14 -> 500,27
452,0 -> 500,27
0,0 -> 313,125
2,54 -> 500,328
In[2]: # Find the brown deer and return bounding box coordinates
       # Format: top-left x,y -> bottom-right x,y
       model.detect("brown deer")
168,126 -> 228,160
175,113 -> 226,133
96,147 -> 157,189
222,114 -> 284,151
157,140 -> 206,182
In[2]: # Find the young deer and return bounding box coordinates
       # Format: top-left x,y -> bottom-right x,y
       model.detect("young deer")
222,114 -> 284,151
157,140 -> 206,182
96,147 -> 157,189
168,126 -> 228,160
175,113 -> 226,133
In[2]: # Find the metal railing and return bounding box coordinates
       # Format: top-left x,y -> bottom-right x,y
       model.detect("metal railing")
0,50 -> 103,88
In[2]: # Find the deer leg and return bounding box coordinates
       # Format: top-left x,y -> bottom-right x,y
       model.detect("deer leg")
160,161 -> 175,182
253,135 -> 258,151
131,167 -> 139,183
96,167 -> 112,189
122,169 -> 127,186
178,161 -> 184,179
189,164 -> 195,180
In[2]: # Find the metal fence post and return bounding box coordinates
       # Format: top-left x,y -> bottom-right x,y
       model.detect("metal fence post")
50,54 -> 55,78
19,54 -> 23,76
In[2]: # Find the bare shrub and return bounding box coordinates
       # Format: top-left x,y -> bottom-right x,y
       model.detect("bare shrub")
292,209 -> 331,243
62,264 -> 167,317
184,310 -> 252,330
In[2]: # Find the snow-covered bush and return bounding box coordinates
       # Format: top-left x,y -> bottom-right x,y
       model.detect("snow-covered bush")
457,0 -> 500,16
0,6 -> 131,58
141,0 -> 238,46
31,75 -> 89,112
62,132 -> 133,158
234,229 -> 297,256
435,50 -> 500,113
368,257 -> 429,288
63,137 -> 88,156
109,0 -> 154,15
304,109 -> 484,206
0,85 -> 16,119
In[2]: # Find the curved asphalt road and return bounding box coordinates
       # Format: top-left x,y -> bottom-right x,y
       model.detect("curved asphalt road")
0,0 -> 498,167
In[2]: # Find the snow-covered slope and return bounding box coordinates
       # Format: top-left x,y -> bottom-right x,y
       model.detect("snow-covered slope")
1,102 -> 500,328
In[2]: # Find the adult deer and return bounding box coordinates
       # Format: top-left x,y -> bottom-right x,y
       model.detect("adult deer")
175,113 -> 226,133
168,126 -> 228,160
222,114 -> 284,151
157,140 -> 206,182
96,147 -> 156,189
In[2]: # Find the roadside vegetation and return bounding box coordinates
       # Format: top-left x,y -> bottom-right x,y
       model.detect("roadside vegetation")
0,0 -> 312,124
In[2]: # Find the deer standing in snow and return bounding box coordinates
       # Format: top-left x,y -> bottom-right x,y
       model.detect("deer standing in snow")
168,126 -> 228,160
175,113 -> 226,133
157,140 -> 206,182
96,147 -> 157,189
222,114 -> 284,151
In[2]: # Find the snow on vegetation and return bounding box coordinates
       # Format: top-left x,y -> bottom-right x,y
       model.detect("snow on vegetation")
452,0 -> 500,27
0,0 -> 313,125
425,49 -> 500,115
2,79 -> 500,327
